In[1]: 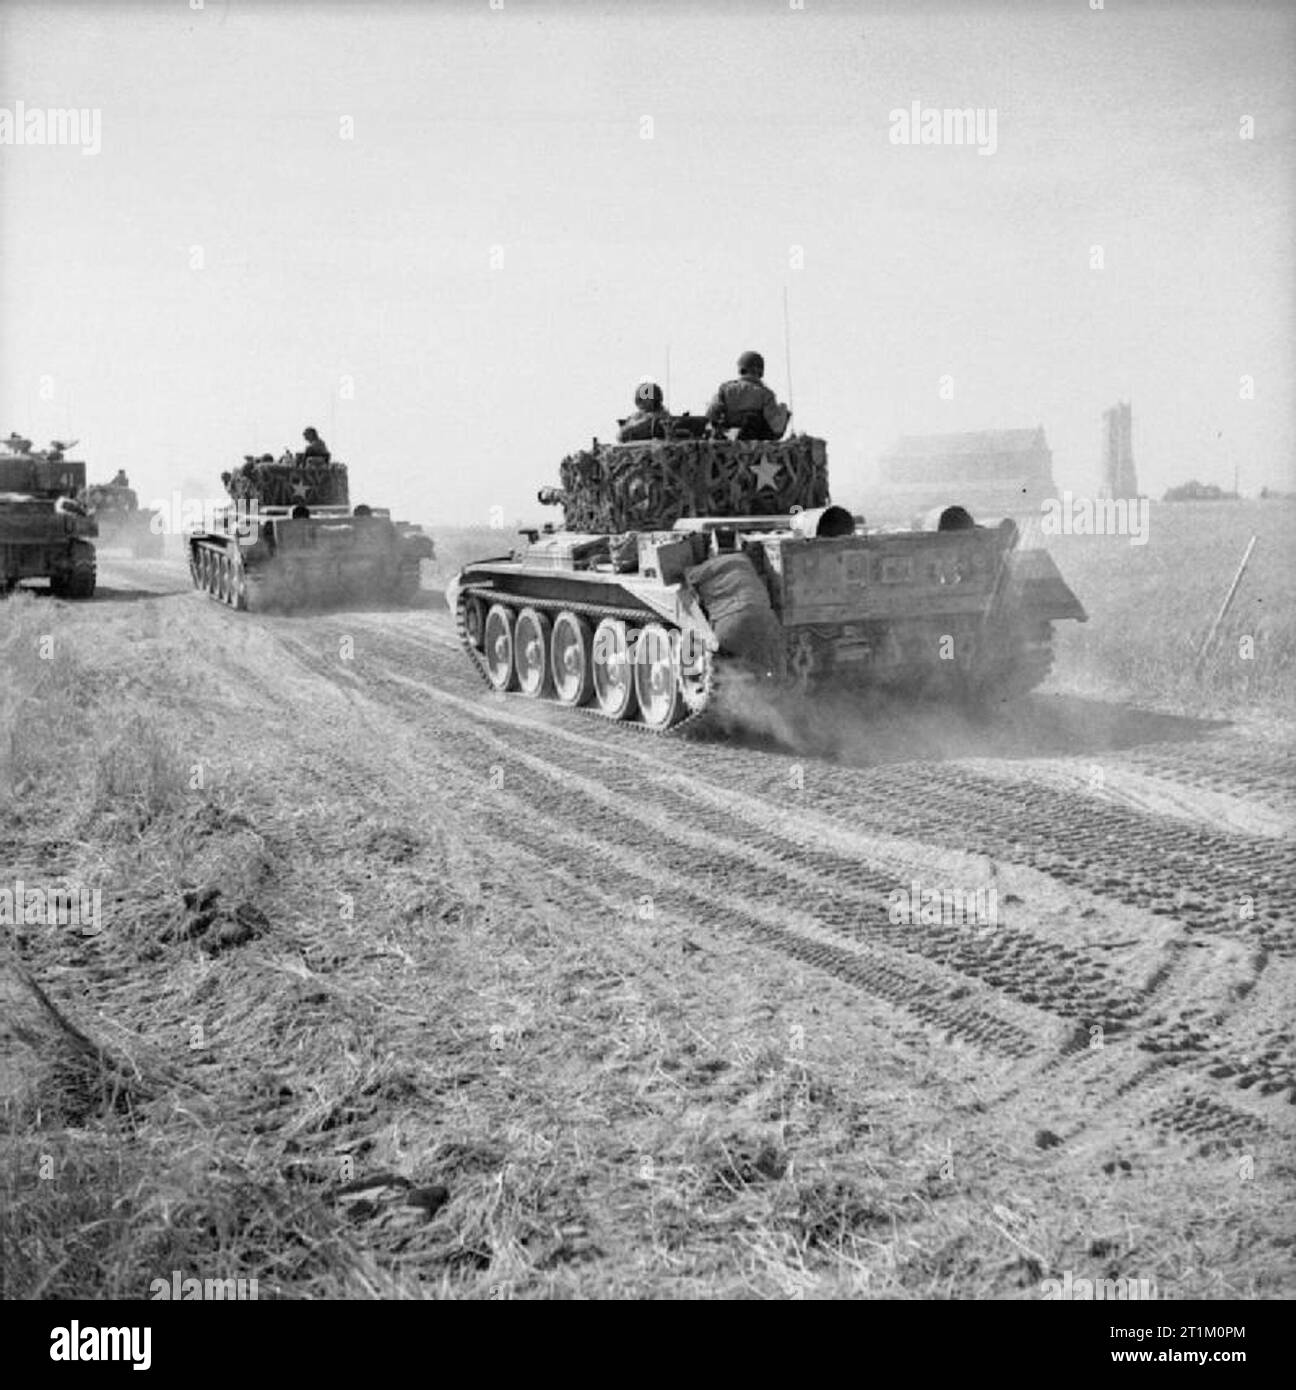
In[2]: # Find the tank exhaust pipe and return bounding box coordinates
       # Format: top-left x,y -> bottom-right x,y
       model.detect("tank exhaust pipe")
789,505 -> 855,539
915,504 -> 977,532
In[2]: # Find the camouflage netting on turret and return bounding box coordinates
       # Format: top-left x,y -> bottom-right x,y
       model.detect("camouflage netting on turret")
222,458 -> 350,508
554,436 -> 829,533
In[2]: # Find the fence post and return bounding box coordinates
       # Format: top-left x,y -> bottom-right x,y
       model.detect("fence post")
1195,534 -> 1257,672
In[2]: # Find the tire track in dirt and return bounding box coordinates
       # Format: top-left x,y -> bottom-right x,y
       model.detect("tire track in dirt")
1120,741 -> 1296,810
269,617 -> 1296,1148
270,625 -> 1067,1065
215,621 -> 979,1129
454,734 -> 1296,1140
366,616 -> 1296,955
788,762 -> 1296,953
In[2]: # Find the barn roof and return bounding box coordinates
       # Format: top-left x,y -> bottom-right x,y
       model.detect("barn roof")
881,427 -> 1049,459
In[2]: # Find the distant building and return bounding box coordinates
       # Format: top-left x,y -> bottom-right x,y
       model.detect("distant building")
875,426 -> 1057,519
1100,401 -> 1139,499
1163,479 -> 1239,502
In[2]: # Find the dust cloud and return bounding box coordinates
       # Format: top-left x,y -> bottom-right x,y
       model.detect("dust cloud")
707,668 -> 1216,770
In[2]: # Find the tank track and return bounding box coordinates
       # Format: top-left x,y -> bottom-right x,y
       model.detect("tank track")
456,584 -> 719,736
190,540 -> 253,611
49,539 -> 96,600
973,626 -> 1054,701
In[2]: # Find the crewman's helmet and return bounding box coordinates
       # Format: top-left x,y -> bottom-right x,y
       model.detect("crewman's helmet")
634,380 -> 664,410
303,427 -> 319,440
737,351 -> 764,377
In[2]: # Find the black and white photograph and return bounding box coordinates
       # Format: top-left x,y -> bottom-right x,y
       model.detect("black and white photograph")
2,0 -> 1293,1332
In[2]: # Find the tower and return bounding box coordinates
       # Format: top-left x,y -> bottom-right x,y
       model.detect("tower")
1100,401 -> 1138,499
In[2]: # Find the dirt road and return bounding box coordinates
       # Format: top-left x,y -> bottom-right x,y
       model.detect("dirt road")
7,556 -> 1295,1298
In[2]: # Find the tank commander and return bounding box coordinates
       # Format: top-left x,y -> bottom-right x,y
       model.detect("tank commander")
617,381 -> 672,443
706,351 -> 790,441
111,469 -> 130,486
302,427 -> 330,461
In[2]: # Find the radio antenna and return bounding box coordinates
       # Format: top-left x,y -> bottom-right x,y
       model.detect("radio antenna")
783,285 -> 795,416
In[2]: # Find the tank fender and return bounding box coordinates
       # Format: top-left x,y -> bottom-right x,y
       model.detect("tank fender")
686,551 -> 784,675
1001,548 -> 1088,623
674,586 -> 720,653
445,570 -> 463,617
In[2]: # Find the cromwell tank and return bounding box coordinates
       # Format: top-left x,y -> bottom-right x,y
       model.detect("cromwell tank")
188,453 -> 434,610
83,473 -> 165,558
0,435 -> 97,598
448,430 -> 1087,733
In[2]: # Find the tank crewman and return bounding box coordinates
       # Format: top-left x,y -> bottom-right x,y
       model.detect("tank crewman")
111,469 -> 130,486
302,427 -> 331,461
617,381 -> 672,443
705,351 -> 790,441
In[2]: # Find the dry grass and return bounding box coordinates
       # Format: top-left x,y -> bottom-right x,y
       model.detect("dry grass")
3,544 -> 1292,1301
1040,500 -> 1296,715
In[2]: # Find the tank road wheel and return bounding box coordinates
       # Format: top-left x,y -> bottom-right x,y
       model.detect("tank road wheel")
50,541 -> 96,600
633,623 -> 686,731
591,618 -> 639,722
463,595 -> 486,651
483,603 -> 520,691
550,611 -> 594,708
228,553 -> 248,611
678,629 -> 713,715
514,608 -> 553,698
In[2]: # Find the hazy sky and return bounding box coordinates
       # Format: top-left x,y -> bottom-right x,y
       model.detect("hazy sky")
1,0 -> 1292,524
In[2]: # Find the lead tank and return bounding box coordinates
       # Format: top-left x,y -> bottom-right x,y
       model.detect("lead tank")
448,432 -> 1087,732
0,437 -> 97,598
188,454 -> 434,610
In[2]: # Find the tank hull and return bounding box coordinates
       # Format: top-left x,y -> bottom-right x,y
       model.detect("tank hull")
189,456 -> 432,612
0,456 -> 97,598
452,518 -> 1086,733
188,505 -> 433,612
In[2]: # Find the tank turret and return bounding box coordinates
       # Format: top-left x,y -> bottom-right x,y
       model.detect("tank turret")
220,456 -> 350,509
543,435 -> 829,534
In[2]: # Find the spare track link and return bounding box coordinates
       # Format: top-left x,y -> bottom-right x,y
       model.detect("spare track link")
456,583 -> 718,736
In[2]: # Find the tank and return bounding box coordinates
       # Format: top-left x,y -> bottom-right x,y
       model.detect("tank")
83,475 -> 164,558
0,436 -> 97,599
188,454 -> 434,610
448,432 -> 1087,733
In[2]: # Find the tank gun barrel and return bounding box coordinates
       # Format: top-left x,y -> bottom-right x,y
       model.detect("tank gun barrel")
537,486 -> 568,508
